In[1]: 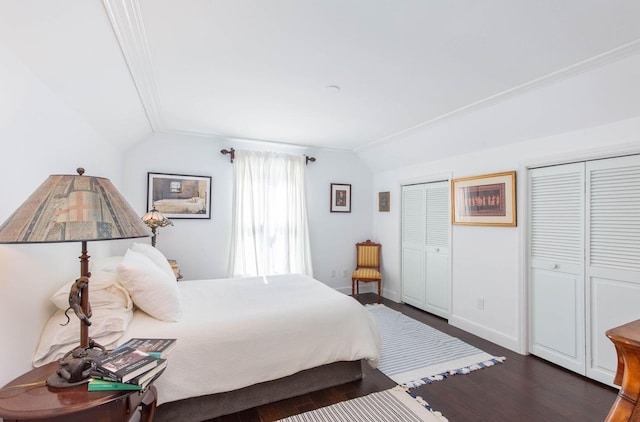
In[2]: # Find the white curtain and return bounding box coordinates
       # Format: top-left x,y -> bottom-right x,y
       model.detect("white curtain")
228,149 -> 314,277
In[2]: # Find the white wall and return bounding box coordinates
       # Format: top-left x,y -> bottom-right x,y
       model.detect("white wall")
372,116 -> 640,354
121,132 -> 374,293
359,50 -> 640,173
0,46 -> 135,386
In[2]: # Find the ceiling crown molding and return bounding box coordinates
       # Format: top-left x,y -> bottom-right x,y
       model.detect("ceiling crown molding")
102,0 -> 165,131
357,38 -> 640,153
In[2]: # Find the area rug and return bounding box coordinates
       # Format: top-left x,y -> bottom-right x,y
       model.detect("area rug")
276,385 -> 447,422
367,304 -> 505,387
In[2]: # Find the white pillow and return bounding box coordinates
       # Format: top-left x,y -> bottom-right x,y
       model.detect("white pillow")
51,283 -> 132,311
131,242 -> 176,280
90,255 -> 125,273
117,249 -> 182,322
33,307 -> 133,367
51,270 -> 132,311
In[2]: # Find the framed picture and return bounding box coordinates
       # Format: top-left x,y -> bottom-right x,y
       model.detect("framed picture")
378,191 -> 390,212
451,171 -> 516,226
147,172 -> 212,219
330,183 -> 351,213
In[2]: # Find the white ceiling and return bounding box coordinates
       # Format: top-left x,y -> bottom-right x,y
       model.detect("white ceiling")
3,1 -> 640,166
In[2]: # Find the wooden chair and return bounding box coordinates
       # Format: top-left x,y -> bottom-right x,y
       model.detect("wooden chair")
351,239 -> 382,303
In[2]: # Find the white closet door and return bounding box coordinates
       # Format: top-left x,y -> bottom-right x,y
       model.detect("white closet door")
586,155 -> 640,384
402,181 -> 449,318
424,182 -> 450,317
402,185 -> 426,308
529,163 -> 586,374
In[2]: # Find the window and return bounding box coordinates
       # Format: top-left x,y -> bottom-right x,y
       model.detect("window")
228,150 -> 313,277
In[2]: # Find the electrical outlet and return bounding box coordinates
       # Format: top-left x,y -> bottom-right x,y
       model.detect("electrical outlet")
342,269 -> 348,278
330,269 -> 337,278
477,298 -> 484,310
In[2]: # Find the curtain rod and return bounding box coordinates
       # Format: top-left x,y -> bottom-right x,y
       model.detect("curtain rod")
220,148 -> 316,165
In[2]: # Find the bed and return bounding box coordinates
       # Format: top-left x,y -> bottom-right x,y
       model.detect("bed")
33,243 -> 381,421
154,197 -> 206,214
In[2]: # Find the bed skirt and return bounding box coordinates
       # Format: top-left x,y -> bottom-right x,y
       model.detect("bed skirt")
154,360 -> 364,422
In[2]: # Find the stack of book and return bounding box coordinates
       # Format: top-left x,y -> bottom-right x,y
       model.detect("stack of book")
89,338 -> 176,391
167,259 -> 183,280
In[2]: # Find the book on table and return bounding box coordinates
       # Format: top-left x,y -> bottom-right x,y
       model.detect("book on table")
92,346 -> 160,383
88,378 -> 142,391
116,338 -> 177,358
126,359 -> 167,386
93,358 -> 167,385
89,360 -> 167,391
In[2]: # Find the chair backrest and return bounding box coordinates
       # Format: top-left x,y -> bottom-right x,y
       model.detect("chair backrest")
356,240 -> 381,269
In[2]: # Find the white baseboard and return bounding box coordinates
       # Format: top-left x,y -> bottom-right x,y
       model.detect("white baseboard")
334,286 -> 352,295
342,283 -> 400,302
449,314 -> 523,354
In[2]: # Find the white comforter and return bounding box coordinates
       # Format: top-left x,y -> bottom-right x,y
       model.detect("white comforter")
117,274 -> 381,405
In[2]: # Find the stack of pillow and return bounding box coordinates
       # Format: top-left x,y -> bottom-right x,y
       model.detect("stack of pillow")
116,242 -> 182,322
33,243 -> 182,367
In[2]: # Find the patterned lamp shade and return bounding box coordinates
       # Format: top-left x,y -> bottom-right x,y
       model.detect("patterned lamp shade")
142,207 -> 173,229
0,168 -> 149,243
0,168 -> 148,387
141,207 -> 172,247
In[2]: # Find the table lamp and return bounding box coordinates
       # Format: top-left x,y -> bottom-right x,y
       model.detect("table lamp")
0,168 -> 149,388
141,207 -> 173,247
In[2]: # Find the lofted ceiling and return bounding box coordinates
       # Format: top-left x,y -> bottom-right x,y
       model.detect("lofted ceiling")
2,1 -> 640,168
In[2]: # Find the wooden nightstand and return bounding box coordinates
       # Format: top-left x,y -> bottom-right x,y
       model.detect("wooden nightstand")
605,319 -> 640,422
0,362 -> 157,422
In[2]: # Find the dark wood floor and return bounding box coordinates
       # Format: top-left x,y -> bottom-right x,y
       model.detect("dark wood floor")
209,293 -> 618,422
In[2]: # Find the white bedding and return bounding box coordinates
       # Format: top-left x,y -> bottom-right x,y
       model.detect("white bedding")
154,198 -> 205,214
116,274 -> 381,406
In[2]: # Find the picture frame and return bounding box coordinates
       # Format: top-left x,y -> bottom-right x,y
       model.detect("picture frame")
147,172 -> 212,219
378,191 -> 390,212
451,171 -> 516,226
330,183 -> 351,213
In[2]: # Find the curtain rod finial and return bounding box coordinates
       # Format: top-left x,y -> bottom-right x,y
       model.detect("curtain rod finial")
221,148 -> 235,163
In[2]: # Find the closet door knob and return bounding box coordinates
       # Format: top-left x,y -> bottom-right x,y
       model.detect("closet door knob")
549,263 -> 558,269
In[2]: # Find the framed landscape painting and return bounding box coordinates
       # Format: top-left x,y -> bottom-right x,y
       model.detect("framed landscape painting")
147,172 -> 212,219
451,171 -> 516,226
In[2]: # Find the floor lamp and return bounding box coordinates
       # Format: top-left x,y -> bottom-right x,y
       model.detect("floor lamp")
0,168 -> 149,388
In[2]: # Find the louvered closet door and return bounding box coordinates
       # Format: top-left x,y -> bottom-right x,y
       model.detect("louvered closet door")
402,185 -> 427,309
424,182 -> 450,317
402,181 -> 449,318
529,163 -> 586,374
586,155 -> 640,384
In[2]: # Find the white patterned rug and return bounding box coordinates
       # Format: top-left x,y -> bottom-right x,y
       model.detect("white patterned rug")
367,304 -> 505,387
276,386 -> 447,422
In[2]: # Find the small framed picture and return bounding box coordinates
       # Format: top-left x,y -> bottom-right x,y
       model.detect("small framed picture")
451,171 -> 516,226
378,192 -> 390,212
330,183 -> 351,213
147,172 -> 212,219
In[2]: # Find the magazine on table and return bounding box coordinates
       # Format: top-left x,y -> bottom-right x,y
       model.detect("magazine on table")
92,346 -> 160,383
89,362 -> 167,391
116,338 -> 177,359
